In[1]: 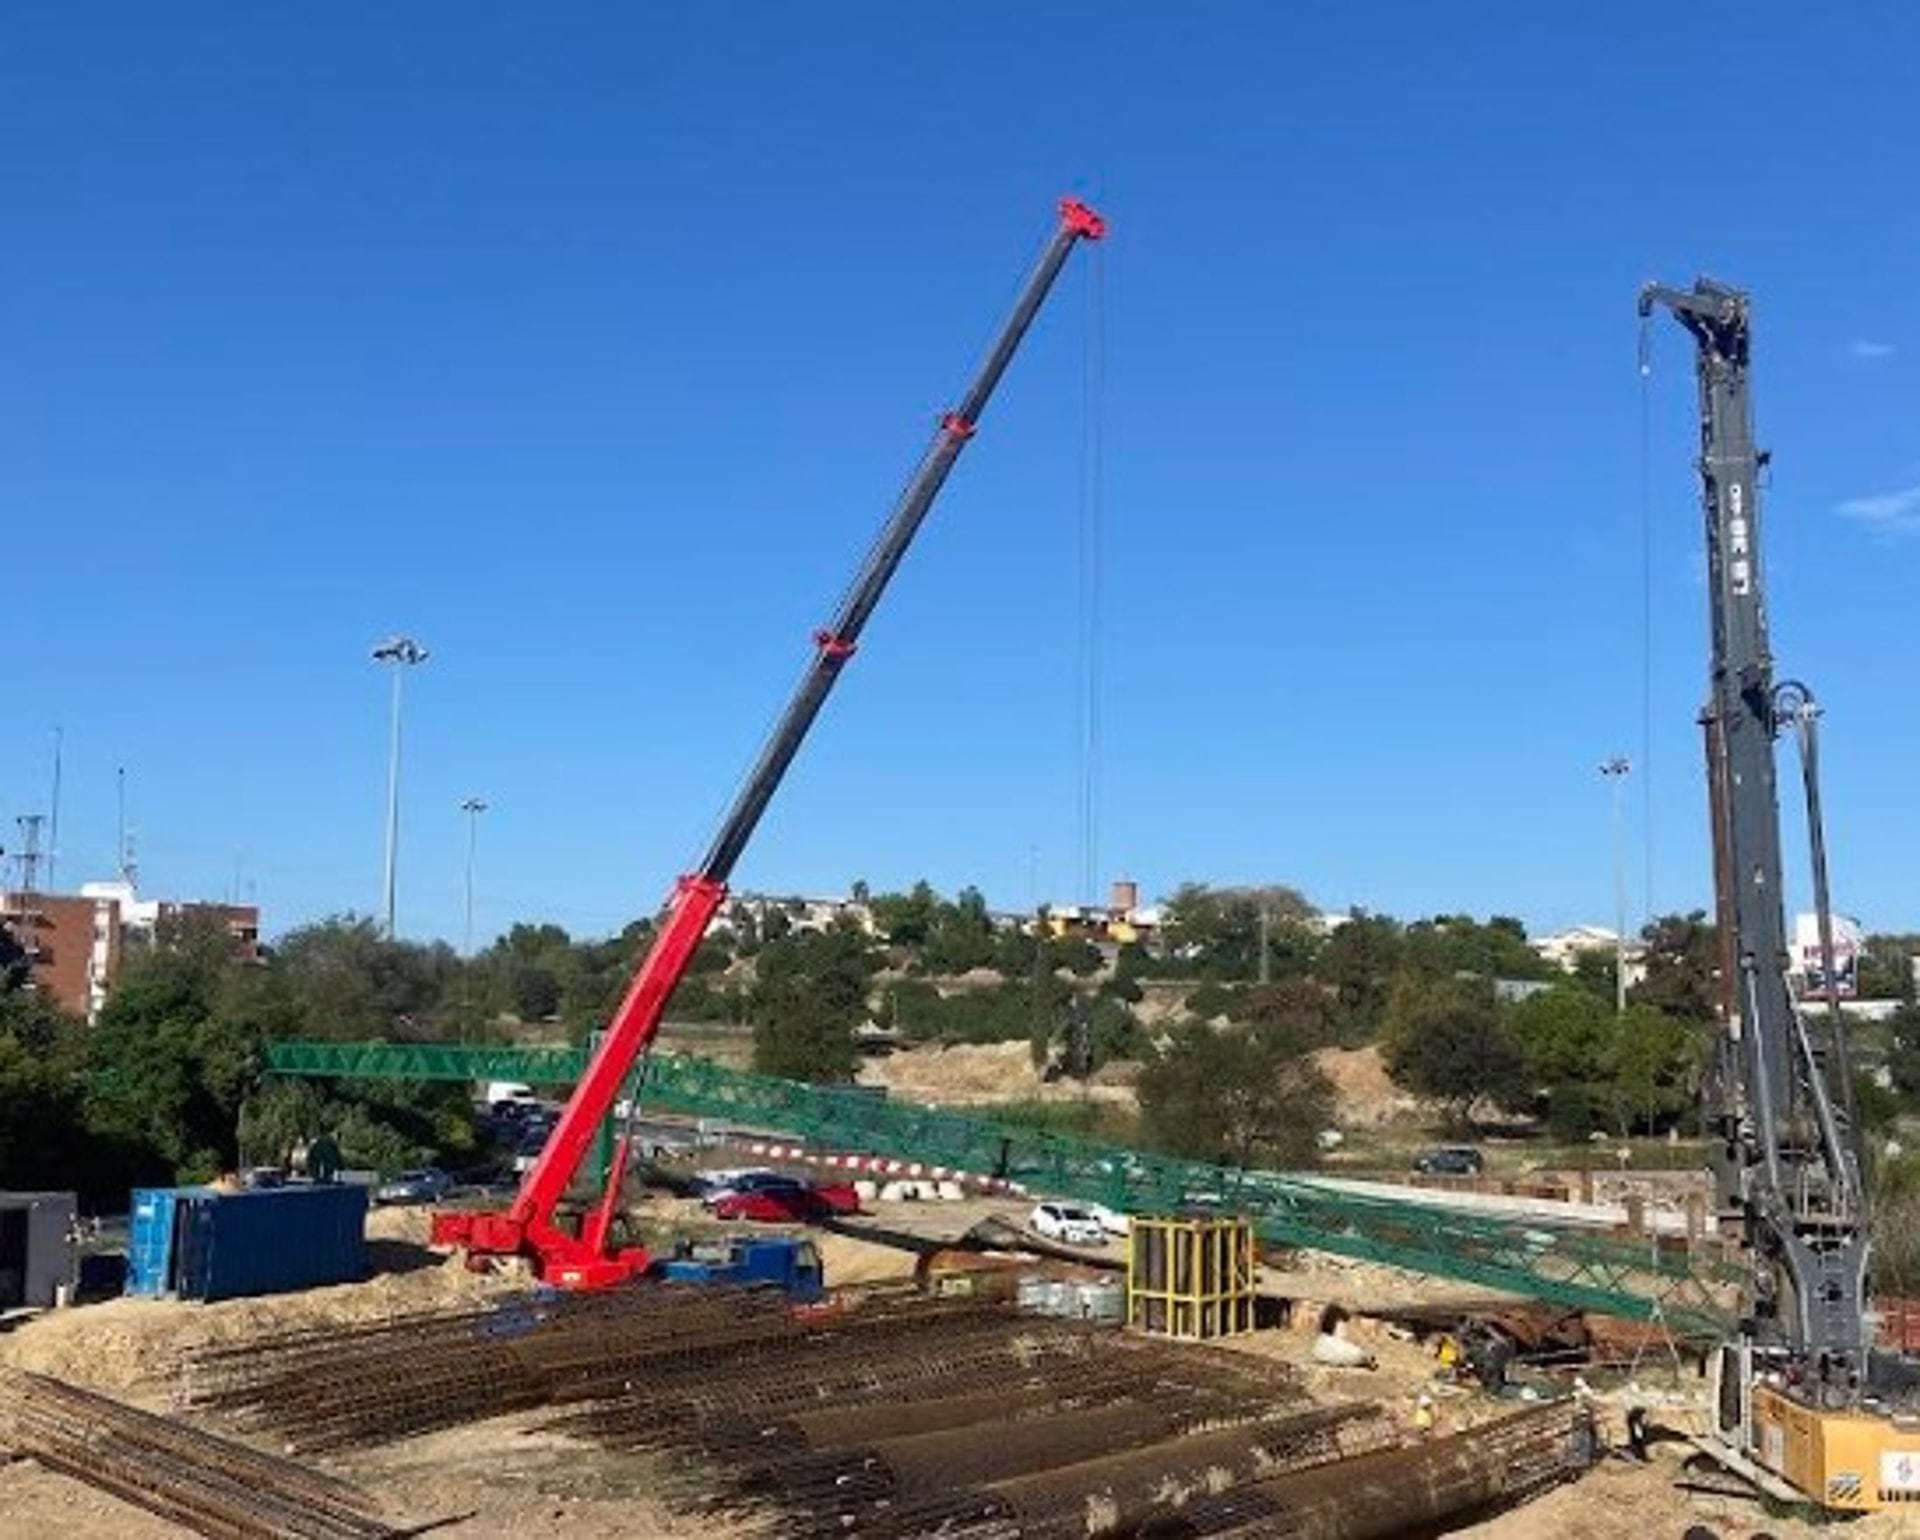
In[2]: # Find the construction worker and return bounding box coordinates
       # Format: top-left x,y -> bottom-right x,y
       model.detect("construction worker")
1413,1391 -> 1436,1435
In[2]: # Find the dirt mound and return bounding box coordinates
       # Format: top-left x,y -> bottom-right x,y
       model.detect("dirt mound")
1312,1044 -> 1421,1128
1453,1436 -> 1888,1539
0,1231 -> 518,1394
858,1041 -> 1136,1109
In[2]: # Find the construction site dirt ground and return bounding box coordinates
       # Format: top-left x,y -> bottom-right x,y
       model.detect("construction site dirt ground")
3,1203 -> 1913,1540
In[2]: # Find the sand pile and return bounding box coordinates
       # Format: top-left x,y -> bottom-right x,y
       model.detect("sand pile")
1311,1044 -> 1422,1128
813,1229 -> 920,1287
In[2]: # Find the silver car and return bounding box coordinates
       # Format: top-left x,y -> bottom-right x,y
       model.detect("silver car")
375,1167 -> 454,1205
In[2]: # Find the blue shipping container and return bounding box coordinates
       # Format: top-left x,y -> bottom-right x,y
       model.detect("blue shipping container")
178,1184 -> 368,1301
126,1184 -> 367,1301
127,1187 -> 186,1297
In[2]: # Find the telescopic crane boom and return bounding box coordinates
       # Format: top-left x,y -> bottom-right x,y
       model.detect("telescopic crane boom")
1641,278 -> 1920,1509
432,198 -> 1105,1288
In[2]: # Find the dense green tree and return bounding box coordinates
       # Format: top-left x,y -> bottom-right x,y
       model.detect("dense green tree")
1400,914 -> 1555,983
236,1076 -> 476,1177
1313,913 -> 1403,1040
1855,1070 -> 1905,1138
0,987 -> 101,1196
562,919 -> 653,1039
0,980 -> 80,1058
0,921 -> 29,992
1885,1005 -> 1920,1105
1239,978 -> 1339,1045
274,915 -> 458,1038
892,975 -> 1071,1047
1383,977 -> 1529,1131
1604,1004 -> 1704,1135
86,918 -> 259,1181
750,922 -> 876,1082
507,962 -> 564,1022
1501,984 -> 1705,1138
1136,1019 -> 1333,1167
1506,985 -> 1614,1089
1631,911 -> 1720,1023
922,885 -> 998,974
869,881 -> 940,948
1567,947 -> 1620,1006
1859,935 -> 1920,1003
1153,884 -> 1318,983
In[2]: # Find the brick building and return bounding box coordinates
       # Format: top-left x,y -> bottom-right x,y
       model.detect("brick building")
0,891 -> 122,1022
1,883 -> 260,1022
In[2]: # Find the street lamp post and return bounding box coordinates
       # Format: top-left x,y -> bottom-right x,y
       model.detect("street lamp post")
459,796 -> 488,1041
1600,755 -> 1632,1014
371,635 -> 429,938
460,797 -> 488,960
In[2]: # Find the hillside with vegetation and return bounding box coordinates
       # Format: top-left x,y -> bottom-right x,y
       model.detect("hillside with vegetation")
6,883 -> 1920,1209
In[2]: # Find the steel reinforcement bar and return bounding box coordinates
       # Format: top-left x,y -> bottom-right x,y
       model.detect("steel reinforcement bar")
191,1289 -> 1028,1453
865,1402 -> 1391,1540
546,1316 -> 1113,1449
2,1370 -> 399,1540
1156,1401 -> 1598,1538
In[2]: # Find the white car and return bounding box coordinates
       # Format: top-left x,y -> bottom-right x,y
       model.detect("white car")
1029,1202 -> 1107,1247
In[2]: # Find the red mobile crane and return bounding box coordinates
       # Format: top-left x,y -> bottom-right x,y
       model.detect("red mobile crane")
432,198 -> 1106,1287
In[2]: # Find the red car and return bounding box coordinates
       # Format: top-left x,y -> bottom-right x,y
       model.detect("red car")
707,1174 -> 860,1223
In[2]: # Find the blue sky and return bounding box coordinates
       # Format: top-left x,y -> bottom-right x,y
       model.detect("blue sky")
4,5 -> 1917,944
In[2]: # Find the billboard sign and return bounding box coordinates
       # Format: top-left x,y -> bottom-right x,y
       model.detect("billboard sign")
1793,912 -> 1861,999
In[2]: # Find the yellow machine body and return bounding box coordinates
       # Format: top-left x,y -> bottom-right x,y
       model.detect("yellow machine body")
1751,1382 -> 1920,1511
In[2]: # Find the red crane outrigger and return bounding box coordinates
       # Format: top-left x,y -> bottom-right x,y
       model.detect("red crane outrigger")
432,197 -> 1106,1287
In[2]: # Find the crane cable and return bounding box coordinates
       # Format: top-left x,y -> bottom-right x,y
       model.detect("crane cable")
1638,313 -> 1656,928
1076,232 -> 1107,909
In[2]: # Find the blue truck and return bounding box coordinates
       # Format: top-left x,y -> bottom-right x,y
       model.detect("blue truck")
656,1235 -> 824,1302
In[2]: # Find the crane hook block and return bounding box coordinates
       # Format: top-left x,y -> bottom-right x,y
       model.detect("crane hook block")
1059,198 -> 1107,240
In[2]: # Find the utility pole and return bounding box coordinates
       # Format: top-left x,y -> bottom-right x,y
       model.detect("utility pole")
116,767 -> 135,886
1600,755 -> 1632,1013
1258,902 -> 1272,985
371,635 -> 429,938
13,815 -> 45,896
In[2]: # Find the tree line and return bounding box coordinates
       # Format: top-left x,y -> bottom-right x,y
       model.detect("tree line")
6,882 -> 1920,1198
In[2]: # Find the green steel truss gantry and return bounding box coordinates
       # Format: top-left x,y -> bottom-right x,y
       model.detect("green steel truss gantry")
263,1038 -> 1734,1333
